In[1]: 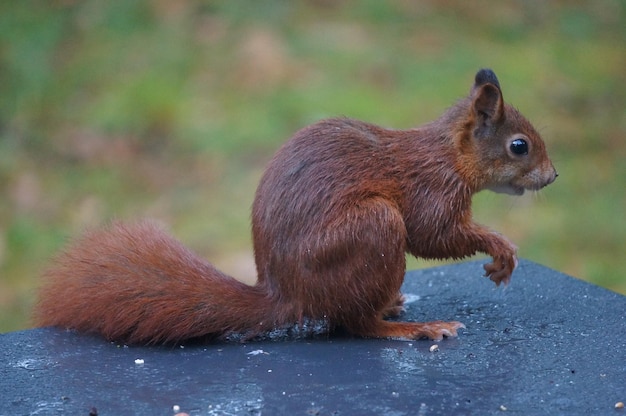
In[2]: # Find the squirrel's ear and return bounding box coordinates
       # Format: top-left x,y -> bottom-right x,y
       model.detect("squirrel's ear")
471,69 -> 504,124
472,84 -> 503,122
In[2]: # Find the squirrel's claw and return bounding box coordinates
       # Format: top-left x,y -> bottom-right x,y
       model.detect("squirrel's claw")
422,321 -> 466,341
484,254 -> 518,287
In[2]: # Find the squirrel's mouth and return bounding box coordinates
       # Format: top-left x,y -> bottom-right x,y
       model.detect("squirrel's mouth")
510,185 -> 525,195
488,184 -> 525,196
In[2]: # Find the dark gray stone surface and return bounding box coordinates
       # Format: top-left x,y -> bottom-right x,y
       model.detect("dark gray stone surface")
1,259 -> 625,415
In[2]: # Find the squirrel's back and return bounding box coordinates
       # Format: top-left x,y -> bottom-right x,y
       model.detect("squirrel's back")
253,117 -> 402,245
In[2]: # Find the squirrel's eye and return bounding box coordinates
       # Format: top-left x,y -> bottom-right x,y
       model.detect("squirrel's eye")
510,138 -> 528,155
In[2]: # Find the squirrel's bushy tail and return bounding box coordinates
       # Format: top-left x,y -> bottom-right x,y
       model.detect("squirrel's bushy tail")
34,221 -> 277,345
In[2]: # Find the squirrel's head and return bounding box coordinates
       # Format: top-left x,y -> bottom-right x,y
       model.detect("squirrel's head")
464,68 -> 558,195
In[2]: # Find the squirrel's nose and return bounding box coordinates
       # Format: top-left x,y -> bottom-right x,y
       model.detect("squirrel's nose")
547,168 -> 558,185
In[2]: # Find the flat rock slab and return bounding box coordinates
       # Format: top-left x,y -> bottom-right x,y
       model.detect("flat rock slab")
1,259 -> 625,415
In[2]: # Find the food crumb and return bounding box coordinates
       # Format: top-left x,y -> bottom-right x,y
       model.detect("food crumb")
172,405 -> 180,412
134,358 -> 144,365
499,405 -> 507,411
429,344 -> 439,353
615,402 -> 624,409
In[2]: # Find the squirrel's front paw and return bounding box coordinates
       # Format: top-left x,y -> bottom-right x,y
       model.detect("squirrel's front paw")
484,252 -> 518,287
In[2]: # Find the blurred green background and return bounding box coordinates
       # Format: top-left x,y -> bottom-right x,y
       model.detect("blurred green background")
1,1 -> 624,333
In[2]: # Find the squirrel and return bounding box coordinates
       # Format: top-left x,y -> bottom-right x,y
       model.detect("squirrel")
34,69 -> 557,345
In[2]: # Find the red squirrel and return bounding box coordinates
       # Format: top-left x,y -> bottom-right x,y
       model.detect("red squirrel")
34,69 -> 557,344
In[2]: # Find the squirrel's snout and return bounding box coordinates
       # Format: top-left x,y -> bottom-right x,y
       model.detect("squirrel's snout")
546,166 -> 558,186
538,168 -> 557,190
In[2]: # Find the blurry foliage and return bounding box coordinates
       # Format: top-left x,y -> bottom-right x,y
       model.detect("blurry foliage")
1,0 -> 625,332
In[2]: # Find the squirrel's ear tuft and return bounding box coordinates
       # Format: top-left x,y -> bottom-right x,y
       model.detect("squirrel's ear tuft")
474,68 -> 501,90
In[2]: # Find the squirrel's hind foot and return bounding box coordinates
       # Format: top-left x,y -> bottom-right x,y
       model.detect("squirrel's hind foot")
356,320 -> 465,341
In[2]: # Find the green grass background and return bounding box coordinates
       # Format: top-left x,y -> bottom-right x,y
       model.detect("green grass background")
1,1 -> 624,332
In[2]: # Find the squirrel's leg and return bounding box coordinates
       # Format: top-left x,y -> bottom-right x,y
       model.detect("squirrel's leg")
463,225 -> 518,287
410,220 -> 518,287
481,232 -> 518,286
312,198 -> 464,341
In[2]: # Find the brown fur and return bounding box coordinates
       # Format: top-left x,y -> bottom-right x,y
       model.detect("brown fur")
34,69 -> 557,344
